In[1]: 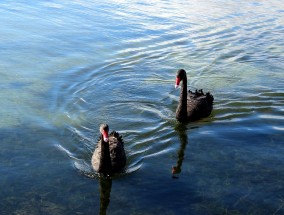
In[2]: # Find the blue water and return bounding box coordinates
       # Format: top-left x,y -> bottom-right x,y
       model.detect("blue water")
0,0 -> 284,214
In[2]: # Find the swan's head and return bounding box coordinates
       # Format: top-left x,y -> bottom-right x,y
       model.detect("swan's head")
100,123 -> 109,142
175,69 -> 187,88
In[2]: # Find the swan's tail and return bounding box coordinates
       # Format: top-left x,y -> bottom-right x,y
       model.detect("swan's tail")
188,89 -> 214,105
206,92 -> 214,104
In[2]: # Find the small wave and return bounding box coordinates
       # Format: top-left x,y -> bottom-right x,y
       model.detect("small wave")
258,114 -> 284,120
56,144 -> 78,161
272,126 -> 284,131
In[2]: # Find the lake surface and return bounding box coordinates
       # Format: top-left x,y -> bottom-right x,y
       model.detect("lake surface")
1,0 -> 284,214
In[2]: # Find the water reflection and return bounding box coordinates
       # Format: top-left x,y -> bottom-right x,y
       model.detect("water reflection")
98,177 -> 112,215
172,123 -> 188,179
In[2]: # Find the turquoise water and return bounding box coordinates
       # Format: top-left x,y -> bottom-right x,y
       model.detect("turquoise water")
1,0 -> 284,214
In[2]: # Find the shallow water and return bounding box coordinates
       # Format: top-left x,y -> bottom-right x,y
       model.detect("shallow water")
1,0 -> 284,214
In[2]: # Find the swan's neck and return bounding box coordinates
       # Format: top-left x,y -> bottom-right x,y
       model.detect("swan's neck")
99,135 -> 112,174
176,76 -> 188,122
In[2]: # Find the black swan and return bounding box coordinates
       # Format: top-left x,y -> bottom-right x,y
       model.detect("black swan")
92,124 -> 126,175
175,69 -> 214,122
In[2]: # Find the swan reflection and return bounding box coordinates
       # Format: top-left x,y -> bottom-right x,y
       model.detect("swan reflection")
172,123 -> 188,179
98,177 -> 112,215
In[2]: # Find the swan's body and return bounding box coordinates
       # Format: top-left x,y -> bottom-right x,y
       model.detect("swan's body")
92,124 -> 126,175
175,69 -> 214,122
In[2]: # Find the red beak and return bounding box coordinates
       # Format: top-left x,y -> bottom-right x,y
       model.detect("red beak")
175,77 -> 181,88
102,130 -> 109,142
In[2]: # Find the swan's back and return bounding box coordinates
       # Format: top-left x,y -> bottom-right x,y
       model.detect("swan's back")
92,131 -> 126,174
187,90 -> 214,121
108,131 -> 126,173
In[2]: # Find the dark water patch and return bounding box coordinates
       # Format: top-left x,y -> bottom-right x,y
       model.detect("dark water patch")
0,124 -> 101,215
